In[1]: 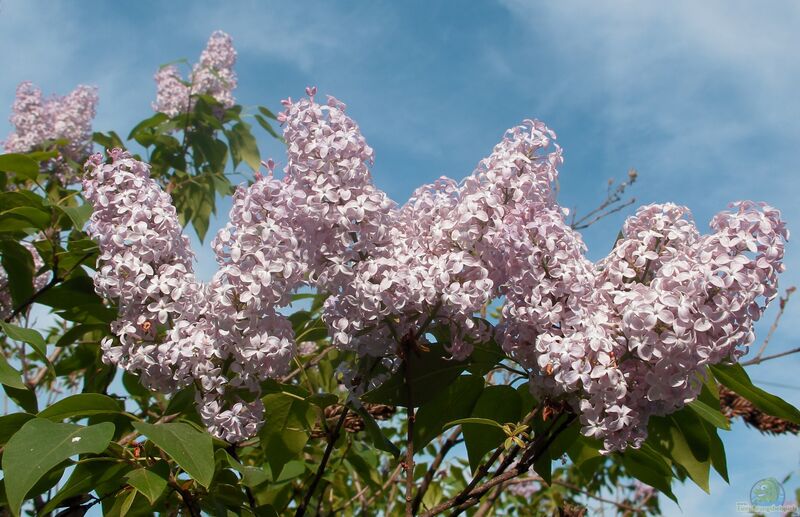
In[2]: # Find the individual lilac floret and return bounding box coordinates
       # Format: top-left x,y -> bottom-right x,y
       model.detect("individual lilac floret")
4,81 -> 98,184
153,30 -> 237,117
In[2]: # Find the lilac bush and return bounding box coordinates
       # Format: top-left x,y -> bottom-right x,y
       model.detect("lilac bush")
83,88 -> 788,453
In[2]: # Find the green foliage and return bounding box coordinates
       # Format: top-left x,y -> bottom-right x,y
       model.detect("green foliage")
133,422 -> 215,488
711,363 -> 800,424
2,419 -> 115,516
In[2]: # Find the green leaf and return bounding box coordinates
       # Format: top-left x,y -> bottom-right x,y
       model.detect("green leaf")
414,374 -> 484,450
307,393 -> 338,409
688,399 -> 729,430
466,338 -> 504,376
227,122 -> 261,171
362,346 -> 469,407
0,354 -> 26,390
444,417 -> 504,430
163,384 -> 196,416
254,114 -> 282,140
58,204 -> 93,230
132,422 -> 214,488
92,130 -> 125,150
0,413 -> 34,445
126,467 -> 168,505
38,393 -> 124,421
649,412 -> 711,492
2,385 -> 37,413
703,420 -> 729,483
259,393 -> 314,478
41,460 -> 130,515
127,113 -> 169,142
0,154 -> 39,180
55,323 -> 108,348
2,419 -> 115,516
37,276 -> 105,312
0,240 -> 35,307
114,488 -> 137,517
258,106 -> 278,120
462,385 -> 521,472
352,404 -> 400,457
621,445 -> 677,502
710,363 -> 800,424
1,206 -> 51,230
671,408 -> 710,463
687,373 -> 729,430
1,322 -> 54,378
533,447 -> 552,486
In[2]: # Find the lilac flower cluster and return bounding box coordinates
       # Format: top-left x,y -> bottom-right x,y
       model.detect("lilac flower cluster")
507,200 -> 787,451
153,31 -> 237,117
4,81 -> 98,184
83,149 -> 292,442
85,89 -> 788,450
321,118 -> 563,360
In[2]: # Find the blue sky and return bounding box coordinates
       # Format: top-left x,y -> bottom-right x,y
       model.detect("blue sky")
1,1 -> 799,514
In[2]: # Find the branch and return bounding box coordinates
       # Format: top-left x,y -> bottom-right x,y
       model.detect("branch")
25,347 -> 64,388
420,413 -> 575,516
474,485 -> 503,517
5,251 -> 94,322
506,476 -> 641,513
572,198 -> 636,230
403,348 -> 415,517
295,406 -> 349,517
411,427 -> 462,514
741,346 -> 800,366
570,169 -> 638,230
450,445 -> 506,516
450,406 -> 541,517
362,462 -> 404,509
751,286 -> 795,361
281,346 -> 334,383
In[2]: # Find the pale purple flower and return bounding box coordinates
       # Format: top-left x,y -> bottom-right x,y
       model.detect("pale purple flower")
4,81 -> 98,184
153,30 -> 237,116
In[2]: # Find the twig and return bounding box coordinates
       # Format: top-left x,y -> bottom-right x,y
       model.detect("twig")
295,406 -> 349,516
751,286 -> 795,360
474,485 -> 503,517
501,476 -> 641,513
25,347 -> 64,388
403,345 -> 415,517
420,414 -> 574,516
361,463 -> 404,509
449,405 -> 541,517
572,198 -> 636,230
450,446 -> 506,516
5,251 -> 94,322
570,169 -> 638,230
742,346 -> 800,367
281,347 -> 334,383
411,427 -> 462,514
